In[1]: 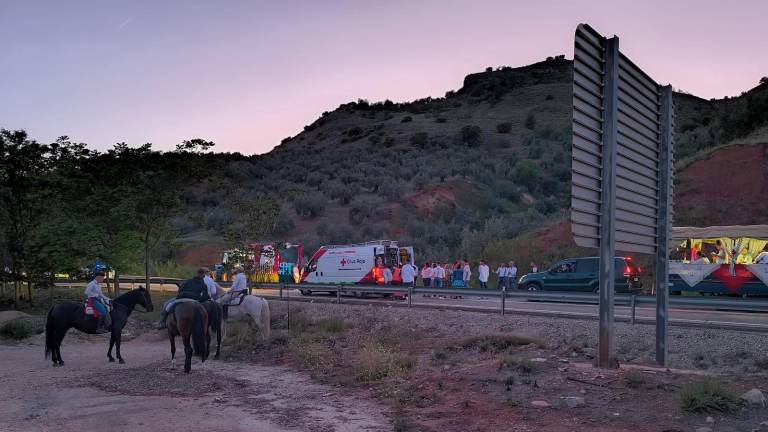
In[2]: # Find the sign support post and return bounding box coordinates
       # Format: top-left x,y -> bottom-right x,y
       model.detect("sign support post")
655,85 -> 674,366
598,36 -> 620,368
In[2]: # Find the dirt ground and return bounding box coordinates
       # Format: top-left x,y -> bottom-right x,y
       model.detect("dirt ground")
0,333 -> 390,432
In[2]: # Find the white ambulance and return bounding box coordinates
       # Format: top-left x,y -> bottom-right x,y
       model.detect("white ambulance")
300,240 -> 415,294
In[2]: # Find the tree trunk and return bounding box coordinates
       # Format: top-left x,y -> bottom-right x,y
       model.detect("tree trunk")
27,280 -> 33,306
144,235 -> 150,293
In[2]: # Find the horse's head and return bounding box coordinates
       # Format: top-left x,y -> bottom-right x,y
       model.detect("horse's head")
136,286 -> 154,312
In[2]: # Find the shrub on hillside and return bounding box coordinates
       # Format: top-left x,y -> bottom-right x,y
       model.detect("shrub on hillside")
409,132 -> 429,148
512,160 -> 541,191
459,125 -> 482,147
496,122 -> 512,133
294,193 -> 327,218
401,116 -> 413,123
525,112 -> 536,130
1,320 -> 31,340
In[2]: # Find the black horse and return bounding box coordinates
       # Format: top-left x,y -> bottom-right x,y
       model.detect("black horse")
45,287 -> 154,367
167,300 -> 209,373
201,300 -> 223,359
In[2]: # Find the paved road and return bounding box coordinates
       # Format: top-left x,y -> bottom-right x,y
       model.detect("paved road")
251,288 -> 768,332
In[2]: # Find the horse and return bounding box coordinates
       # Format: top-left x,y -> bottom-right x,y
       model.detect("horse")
166,300 -> 209,373
215,286 -> 271,340
201,300 -> 223,359
45,287 -> 154,367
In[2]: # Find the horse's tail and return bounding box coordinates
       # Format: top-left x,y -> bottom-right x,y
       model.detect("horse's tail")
44,307 -> 55,359
260,299 -> 271,340
192,305 -> 208,362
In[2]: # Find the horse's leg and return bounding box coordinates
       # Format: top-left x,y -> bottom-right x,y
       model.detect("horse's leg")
215,320 -> 222,359
168,331 -> 176,369
115,333 -> 124,364
108,332 -> 116,362
183,329 -> 193,373
55,330 -> 66,366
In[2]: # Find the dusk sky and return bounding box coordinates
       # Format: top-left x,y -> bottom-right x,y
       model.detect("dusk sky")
2,0 -> 766,154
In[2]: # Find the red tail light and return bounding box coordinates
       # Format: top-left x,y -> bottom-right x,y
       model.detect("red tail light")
624,266 -> 631,273
637,267 -> 642,273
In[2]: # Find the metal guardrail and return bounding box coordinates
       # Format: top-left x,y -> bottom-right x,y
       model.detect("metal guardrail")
56,278 -> 768,314
245,282 -> 768,314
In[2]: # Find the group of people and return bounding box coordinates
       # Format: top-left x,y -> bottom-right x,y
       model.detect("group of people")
83,265 -> 253,333
416,260 -> 529,289
687,240 -> 768,265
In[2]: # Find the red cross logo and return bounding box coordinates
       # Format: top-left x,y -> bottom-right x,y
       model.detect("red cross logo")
340,258 -> 348,266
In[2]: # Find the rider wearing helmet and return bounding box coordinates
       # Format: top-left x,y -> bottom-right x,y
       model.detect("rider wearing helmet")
85,271 -> 112,333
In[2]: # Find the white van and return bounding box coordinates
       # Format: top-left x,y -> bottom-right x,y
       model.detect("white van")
300,240 -> 415,294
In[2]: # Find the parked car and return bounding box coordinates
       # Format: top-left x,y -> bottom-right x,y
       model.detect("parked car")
517,257 -> 642,292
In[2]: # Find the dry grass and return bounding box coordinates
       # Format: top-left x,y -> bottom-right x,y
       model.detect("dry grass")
0,320 -> 31,340
458,333 -> 543,353
498,356 -> 541,374
679,379 -> 742,413
624,370 -> 646,389
354,343 -> 416,382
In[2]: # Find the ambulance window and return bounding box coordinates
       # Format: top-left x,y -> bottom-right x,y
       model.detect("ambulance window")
306,258 -> 318,273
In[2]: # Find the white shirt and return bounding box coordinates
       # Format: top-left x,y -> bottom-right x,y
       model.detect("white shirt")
85,279 -> 108,301
496,267 -> 507,277
231,272 -> 248,292
203,275 -> 218,298
508,266 -> 518,280
434,266 -> 445,279
401,264 -> 416,283
462,264 -> 471,281
383,267 -> 393,284
755,252 -> 768,264
478,264 -> 490,282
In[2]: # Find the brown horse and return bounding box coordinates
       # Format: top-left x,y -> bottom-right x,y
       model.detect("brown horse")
166,300 -> 209,373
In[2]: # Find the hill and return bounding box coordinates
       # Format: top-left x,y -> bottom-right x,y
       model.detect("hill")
173,58 -> 766,266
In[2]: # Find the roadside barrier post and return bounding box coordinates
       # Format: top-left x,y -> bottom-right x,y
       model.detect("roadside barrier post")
408,284 -> 413,308
501,284 -> 507,315
336,285 -> 342,304
279,283 -> 283,299
630,295 -> 636,325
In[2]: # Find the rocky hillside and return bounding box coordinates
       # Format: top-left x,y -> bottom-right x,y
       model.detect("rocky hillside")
176,58 -> 768,265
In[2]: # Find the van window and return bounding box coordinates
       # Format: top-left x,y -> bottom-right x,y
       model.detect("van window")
577,259 -> 598,272
553,261 -> 576,273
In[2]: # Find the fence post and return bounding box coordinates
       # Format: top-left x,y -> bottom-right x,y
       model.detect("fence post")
630,294 -> 636,325
408,284 -> 413,308
501,284 -> 507,315
336,285 -> 342,304
279,283 -> 284,299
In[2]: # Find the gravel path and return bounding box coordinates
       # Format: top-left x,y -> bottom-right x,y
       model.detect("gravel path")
0,333 -> 390,432
273,300 -> 768,372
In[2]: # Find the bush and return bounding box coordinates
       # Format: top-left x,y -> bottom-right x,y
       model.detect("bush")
409,132 -> 429,148
354,343 -> 416,381
401,116 -> 413,123
458,333 -> 542,353
294,193 -> 327,218
1,320 -> 31,340
496,122 -> 512,133
524,112 -> 536,130
679,379 -> 742,413
624,370 -> 646,389
459,125 -> 482,147
435,117 -> 447,123
498,356 -> 541,374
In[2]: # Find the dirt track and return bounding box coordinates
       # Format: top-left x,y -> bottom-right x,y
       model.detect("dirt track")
0,334 -> 390,432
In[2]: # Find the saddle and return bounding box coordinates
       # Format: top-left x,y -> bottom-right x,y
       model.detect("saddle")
221,291 -> 248,320
165,297 -> 198,313
84,298 -> 111,317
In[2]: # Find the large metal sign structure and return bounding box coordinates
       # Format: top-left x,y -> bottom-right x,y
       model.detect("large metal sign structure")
571,24 -> 674,367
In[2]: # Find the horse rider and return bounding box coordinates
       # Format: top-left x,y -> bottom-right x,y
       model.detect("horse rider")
203,268 -> 220,300
221,266 -> 248,305
85,271 -> 112,333
156,267 -> 212,330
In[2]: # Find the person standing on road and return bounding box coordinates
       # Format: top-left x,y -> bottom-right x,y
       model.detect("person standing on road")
530,262 -> 539,274
422,262 -> 432,287
478,260 -> 490,289
433,262 -> 444,288
462,259 -> 472,288
495,263 -> 507,290
383,266 -> 393,285
507,261 -> 518,290
401,260 -> 417,291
